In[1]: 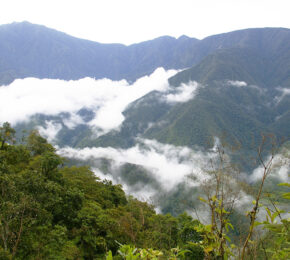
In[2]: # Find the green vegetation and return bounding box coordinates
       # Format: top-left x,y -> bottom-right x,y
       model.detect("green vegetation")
6,25 -> 289,169
1,24 -> 289,259
147,46 -> 290,156
0,123 -> 289,259
0,123 -> 204,259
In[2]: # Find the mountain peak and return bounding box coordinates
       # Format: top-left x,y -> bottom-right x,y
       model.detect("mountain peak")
1,21 -> 48,30
177,35 -> 190,40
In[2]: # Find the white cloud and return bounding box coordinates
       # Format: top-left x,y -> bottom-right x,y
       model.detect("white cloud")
0,68 -> 202,138
63,113 -> 84,129
226,80 -> 264,93
57,137 -> 278,217
227,80 -> 247,87
38,120 -> 62,143
92,167 -> 114,182
274,87 -> 290,103
249,152 -> 290,183
58,138 -> 215,191
0,68 -> 177,131
165,81 -> 200,103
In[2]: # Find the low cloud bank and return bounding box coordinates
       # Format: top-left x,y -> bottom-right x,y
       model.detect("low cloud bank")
58,138 -> 260,218
0,68 -> 202,141
249,151 -> 290,183
58,139 -> 215,191
0,68 -> 176,128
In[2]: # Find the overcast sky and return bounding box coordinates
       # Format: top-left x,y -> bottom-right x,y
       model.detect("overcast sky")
1,0 -> 289,45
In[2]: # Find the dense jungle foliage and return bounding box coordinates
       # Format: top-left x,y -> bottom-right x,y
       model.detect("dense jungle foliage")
0,123 -> 204,259
0,123 -> 289,259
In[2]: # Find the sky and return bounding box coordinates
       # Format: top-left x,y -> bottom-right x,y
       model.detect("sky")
0,0 -> 289,45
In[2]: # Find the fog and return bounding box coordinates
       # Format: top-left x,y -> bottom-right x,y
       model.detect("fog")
1,68 -> 287,217
0,68 -> 177,128
38,121 -> 62,142
58,138 -> 215,192
0,68 -> 202,142
250,152 -> 290,183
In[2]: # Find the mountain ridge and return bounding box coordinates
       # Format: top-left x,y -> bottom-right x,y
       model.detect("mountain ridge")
1,22 -> 289,85
1,22 -> 289,165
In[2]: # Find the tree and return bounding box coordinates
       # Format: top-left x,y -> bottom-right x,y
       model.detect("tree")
0,122 -> 15,149
196,142 -> 241,259
26,129 -> 54,156
240,135 -> 276,259
195,134 -> 289,259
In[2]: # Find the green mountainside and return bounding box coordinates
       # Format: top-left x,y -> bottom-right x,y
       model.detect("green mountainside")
10,32 -> 289,170
0,24 -> 289,258
146,47 -> 290,150
57,45 -> 289,159
1,22 -> 289,202
0,124 -> 288,259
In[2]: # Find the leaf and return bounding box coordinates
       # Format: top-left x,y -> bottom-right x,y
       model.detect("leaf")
248,239 -> 256,245
204,246 -> 213,253
225,235 -> 231,242
282,192 -> 290,200
272,211 -> 280,222
278,183 -> 290,187
199,197 -> 208,203
222,208 -> 230,214
265,207 -> 272,218
226,222 -> 234,231
254,221 -> 262,227
105,251 -> 113,260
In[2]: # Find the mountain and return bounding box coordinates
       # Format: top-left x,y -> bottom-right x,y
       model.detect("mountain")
2,23 -> 289,167
61,45 -> 289,154
1,22 -> 289,86
0,23 -> 289,226
0,23 -> 289,258
0,21 -> 198,85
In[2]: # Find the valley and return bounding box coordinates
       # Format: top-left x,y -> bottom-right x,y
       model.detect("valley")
0,22 -> 289,259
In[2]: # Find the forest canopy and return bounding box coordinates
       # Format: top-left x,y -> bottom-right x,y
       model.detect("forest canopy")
0,123 -> 204,259
0,123 -> 288,259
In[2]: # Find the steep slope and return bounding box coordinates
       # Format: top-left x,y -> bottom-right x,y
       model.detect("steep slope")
15,45 -> 288,154
79,44 -> 289,152
2,26 -> 289,217
145,47 -> 290,151
2,24 -> 289,158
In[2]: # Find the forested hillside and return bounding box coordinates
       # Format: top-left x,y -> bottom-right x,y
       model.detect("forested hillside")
1,23 -> 289,156
0,124 -> 289,259
0,22 -> 289,259
0,123 -> 206,259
